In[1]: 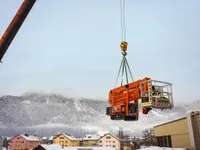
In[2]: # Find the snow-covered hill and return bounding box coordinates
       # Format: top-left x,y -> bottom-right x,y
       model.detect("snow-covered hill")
0,93 -> 199,137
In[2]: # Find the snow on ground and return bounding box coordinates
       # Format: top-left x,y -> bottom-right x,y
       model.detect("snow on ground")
138,146 -> 187,150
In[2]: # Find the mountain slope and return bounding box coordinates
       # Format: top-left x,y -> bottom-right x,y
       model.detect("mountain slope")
0,93 -> 198,137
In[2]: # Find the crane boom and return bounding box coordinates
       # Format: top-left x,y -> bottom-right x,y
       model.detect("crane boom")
0,0 -> 36,62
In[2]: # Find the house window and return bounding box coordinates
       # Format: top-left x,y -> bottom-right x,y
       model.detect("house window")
113,145 -> 116,147
60,137 -> 64,139
99,141 -> 102,143
113,141 -> 115,143
167,136 -> 172,147
106,136 -> 111,139
156,135 -> 172,147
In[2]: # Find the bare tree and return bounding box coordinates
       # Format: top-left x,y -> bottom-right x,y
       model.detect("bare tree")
141,128 -> 156,147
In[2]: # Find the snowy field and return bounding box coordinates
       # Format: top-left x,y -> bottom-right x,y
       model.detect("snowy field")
138,146 -> 187,150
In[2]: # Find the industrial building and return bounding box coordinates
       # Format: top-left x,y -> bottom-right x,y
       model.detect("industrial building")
154,110 -> 200,150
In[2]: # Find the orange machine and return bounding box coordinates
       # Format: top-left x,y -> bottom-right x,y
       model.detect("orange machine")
106,77 -> 174,121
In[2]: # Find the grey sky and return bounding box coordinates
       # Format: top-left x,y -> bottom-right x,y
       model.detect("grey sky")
0,0 -> 199,104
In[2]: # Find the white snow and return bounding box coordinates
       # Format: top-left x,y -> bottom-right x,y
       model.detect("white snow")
40,144 -> 114,150
82,134 -> 100,140
64,147 -> 114,150
48,136 -> 55,140
21,100 -> 31,104
42,137 -> 48,140
20,134 -> 40,141
63,133 -> 78,141
150,110 -> 164,117
40,144 -> 61,150
138,146 -> 186,150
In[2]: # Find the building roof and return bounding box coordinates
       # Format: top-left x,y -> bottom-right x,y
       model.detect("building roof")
48,136 -> 55,140
42,137 -> 48,140
39,144 -> 114,150
54,133 -> 78,141
10,134 -> 40,142
99,133 -> 120,141
40,144 -> 61,150
154,116 -> 187,128
64,147 -> 114,150
63,133 -> 78,141
20,134 -> 40,141
82,134 -> 100,140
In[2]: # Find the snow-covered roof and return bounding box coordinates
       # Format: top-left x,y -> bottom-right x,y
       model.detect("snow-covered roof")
82,134 -> 100,140
64,134 -> 77,141
55,133 -> 77,141
39,145 -> 114,150
64,147 -> 114,150
138,146 -> 186,150
40,144 -> 61,150
20,134 -> 40,141
99,133 -> 120,141
48,136 -> 55,140
42,137 -> 48,140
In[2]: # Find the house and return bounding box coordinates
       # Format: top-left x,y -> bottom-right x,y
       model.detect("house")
53,133 -> 79,147
97,133 -> 121,150
40,137 -> 48,145
80,135 -> 100,147
33,144 -> 114,150
0,136 -> 4,150
47,136 -> 55,144
153,110 -> 200,149
9,134 -> 40,150
33,144 -> 61,150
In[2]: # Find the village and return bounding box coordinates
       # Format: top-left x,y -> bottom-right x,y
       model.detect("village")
0,109 -> 199,150
0,132 -> 144,150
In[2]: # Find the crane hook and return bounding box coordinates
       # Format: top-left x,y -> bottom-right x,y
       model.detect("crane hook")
120,41 -> 128,51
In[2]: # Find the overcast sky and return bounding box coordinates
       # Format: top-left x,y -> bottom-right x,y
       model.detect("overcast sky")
0,0 -> 199,104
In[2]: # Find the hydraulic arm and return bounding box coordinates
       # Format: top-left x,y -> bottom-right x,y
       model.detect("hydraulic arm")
0,0 -> 36,62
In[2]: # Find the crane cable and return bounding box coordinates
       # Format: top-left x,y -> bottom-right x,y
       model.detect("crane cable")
120,0 -> 126,42
115,0 -> 134,87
